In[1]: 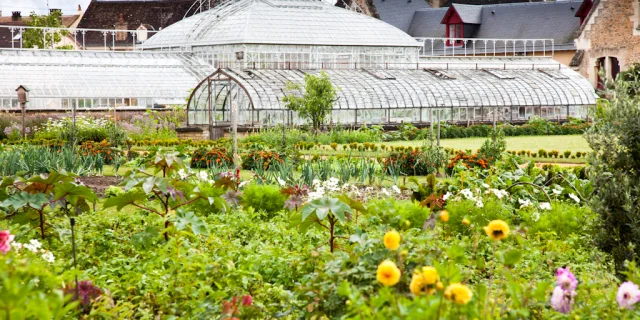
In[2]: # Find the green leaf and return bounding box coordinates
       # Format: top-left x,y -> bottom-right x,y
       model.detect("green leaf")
502,249 -> 523,267
132,226 -> 159,250
103,190 -> 148,211
174,210 -> 208,236
300,196 -> 352,223
2,192 -> 49,211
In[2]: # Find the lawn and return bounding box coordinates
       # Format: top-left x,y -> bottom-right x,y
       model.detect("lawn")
382,135 -> 591,153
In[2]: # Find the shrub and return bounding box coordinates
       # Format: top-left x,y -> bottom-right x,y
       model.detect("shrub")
384,146 -> 447,176
330,142 -> 338,150
241,183 -> 287,218
366,198 -> 431,230
523,202 -> 596,239
78,140 -> 119,164
190,147 -> 233,169
446,151 -> 491,174
241,150 -> 283,170
564,151 -> 572,158
445,198 -> 513,235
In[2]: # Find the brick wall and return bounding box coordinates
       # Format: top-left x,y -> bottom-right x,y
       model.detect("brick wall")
578,0 -> 640,85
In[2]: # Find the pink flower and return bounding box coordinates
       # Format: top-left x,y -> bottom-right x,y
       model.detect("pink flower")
0,230 -> 15,254
617,281 -> 640,310
550,286 -> 576,314
556,267 -> 578,291
242,294 -> 252,307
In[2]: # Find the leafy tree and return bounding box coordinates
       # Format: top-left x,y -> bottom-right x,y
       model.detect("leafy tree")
586,77 -> 640,274
282,71 -> 337,133
479,129 -> 507,164
23,11 -> 68,49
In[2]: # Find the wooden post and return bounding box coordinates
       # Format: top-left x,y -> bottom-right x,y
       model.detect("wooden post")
21,102 -> 25,139
437,110 -> 441,147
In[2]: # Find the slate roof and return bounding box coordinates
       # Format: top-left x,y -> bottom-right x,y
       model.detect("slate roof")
76,0 -> 195,47
451,4 -> 482,24
409,1 -> 583,51
371,0 -> 431,33
443,0 -> 541,6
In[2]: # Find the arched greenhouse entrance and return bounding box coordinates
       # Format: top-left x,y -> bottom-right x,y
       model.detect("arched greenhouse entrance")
186,69 -> 255,140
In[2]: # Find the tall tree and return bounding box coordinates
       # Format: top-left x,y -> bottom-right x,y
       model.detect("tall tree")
23,11 -> 67,49
282,71 -> 337,133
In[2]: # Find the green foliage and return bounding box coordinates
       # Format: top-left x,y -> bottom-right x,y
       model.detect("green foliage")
283,71 -> 337,132
479,129 -> 507,163
240,183 -> 287,218
0,145 -> 105,177
522,202 -> 597,239
0,170 -> 97,239
445,198 -> 513,235
587,77 -> 640,273
23,11 -> 67,49
365,198 -> 431,230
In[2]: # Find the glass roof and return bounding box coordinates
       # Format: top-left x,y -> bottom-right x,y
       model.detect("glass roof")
0,50 -> 213,100
142,0 -> 421,49
197,61 -> 596,111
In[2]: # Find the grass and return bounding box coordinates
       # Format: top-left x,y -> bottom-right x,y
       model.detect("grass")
381,135 -> 591,153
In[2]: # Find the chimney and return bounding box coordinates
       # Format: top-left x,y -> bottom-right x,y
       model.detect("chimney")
11,11 -> 21,21
78,5 -> 82,13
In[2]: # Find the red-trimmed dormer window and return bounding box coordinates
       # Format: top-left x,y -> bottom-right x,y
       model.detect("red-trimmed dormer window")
441,6 -> 465,46
575,0 -> 593,25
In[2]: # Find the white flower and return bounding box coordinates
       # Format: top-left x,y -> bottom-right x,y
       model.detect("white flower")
491,189 -> 509,199
475,198 -> 484,208
482,183 -> 490,189
531,211 -> 540,222
552,188 -> 563,196
381,188 -> 390,197
24,239 -> 42,253
539,202 -> 552,210
518,198 -> 532,208
177,169 -> 188,180
443,192 -> 452,201
392,185 -> 401,194
568,193 -> 581,204
197,171 -> 209,182
41,251 -> 55,263
312,179 -> 321,187
238,180 -> 250,188
460,189 -> 475,201
277,177 -> 286,187
308,188 -> 325,200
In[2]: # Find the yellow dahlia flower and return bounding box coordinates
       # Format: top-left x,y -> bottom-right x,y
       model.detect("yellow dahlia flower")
376,260 -> 401,286
383,230 -> 401,250
444,283 -> 473,305
409,273 -> 425,295
439,210 -> 450,222
421,266 -> 439,285
483,220 -> 510,241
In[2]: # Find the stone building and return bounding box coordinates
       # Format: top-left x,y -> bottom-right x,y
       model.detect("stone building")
572,0 -> 640,88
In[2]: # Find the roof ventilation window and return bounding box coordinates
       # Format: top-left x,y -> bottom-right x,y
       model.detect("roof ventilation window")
229,69 -> 254,80
484,69 -> 514,79
424,68 -> 456,80
538,69 -> 569,80
363,69 -> 396,80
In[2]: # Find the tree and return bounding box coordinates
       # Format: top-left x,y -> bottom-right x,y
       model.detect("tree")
23,11 -> 68,49
282,71 -> 337,132
586,77 -> 640,274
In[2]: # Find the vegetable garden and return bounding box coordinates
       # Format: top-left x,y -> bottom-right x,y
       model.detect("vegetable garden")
2,80 -> 640,319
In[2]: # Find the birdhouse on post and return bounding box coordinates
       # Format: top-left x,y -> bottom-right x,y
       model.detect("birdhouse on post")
16,85 -> 29,139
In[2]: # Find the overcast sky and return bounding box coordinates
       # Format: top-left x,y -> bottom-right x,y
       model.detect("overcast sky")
0,0 -> 92,16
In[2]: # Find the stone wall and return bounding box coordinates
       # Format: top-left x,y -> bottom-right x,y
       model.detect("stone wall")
576,0 -> 640,85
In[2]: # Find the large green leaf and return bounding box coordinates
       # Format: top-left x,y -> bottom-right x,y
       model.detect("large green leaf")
1,192 -> 49,211
53,182 -> 97,203
174,210 -> 208,236
132,226 -> 160,250
103,190 -> 148,211
300,196 -> 352,223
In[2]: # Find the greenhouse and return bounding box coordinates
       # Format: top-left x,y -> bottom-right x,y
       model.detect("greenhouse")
186,58 -> 596,130
0,0 -> 597,127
